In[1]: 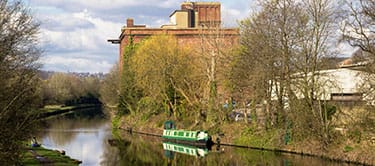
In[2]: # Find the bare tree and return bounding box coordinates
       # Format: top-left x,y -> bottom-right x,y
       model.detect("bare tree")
342,0 -> 375,67
236,0 -> 308,127
292,0 -> 339,146
341,0 -> 375,139
234,7 -> 281,126
236,0 -> 340,147
197,23 -> 238,125
341,0 -> 375,98
0,0 -> 41,163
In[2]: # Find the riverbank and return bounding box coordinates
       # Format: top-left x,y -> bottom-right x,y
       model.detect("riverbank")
21,145 -> 81,165
116,114 -> 374,166
38,104 -> 102,119
234,127 -> 375,166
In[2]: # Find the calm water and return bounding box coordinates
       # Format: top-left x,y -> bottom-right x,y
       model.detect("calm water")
37,110 -> 356,166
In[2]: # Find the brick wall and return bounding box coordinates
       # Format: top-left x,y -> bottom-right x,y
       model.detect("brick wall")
119,28 -> 239,69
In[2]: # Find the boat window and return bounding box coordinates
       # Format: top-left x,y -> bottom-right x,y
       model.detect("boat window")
186,133 -> 190,137
174,131 -> 177,136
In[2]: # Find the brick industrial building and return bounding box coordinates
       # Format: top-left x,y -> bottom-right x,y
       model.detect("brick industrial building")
109,1 -> 239,68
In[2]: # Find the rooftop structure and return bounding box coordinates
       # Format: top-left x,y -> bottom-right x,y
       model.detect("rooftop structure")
109,1 -> 239,72
162,2 -> 221,29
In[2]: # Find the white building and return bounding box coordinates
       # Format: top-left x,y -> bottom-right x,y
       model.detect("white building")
272,68 -> 375,105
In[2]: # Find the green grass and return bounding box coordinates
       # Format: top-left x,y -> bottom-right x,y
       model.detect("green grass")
40,105 -> 75,113
112,114 -> 121,129
343,145 -> 354,153
21,150 -> 40,165
40,104 -> 98,113
21,146 -> 80,165
234,127 -> 281,149
43,105 -> 65,109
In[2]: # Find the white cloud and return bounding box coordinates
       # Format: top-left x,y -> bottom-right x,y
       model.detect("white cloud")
40,12 -> 94,31
29,0 -> 252,73
40,9 -> 122,50
221,0 -> 253,26
222,6 -> 245,27
29,0 -> 179,11
336,42 -> 358,57
36,8 -> 121,73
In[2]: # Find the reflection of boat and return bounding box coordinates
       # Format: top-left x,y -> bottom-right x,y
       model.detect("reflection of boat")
162,121 -> 213,146
163,141 -> 209,157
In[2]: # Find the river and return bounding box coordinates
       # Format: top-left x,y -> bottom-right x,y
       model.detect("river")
37,109 -> 358,166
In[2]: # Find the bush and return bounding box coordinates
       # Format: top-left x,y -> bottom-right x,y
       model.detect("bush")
321,103 -> 336,121
343,145 -> 354,153
348,129 -> 362,143
137,97 -> 162,121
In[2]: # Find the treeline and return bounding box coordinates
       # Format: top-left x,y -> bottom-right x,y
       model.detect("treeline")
101,0 -> 375,154
41,72 -> 101,106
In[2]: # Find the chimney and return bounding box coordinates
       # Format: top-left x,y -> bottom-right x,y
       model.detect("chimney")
127,18 -> 134,27
181,2 -> 193,10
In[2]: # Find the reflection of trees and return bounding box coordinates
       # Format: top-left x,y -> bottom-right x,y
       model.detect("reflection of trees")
99,133 -> 122,165
42,118 -> 108,146
234,148 -> 347,166
101,133 -> 166,165
117,135 -> 165,165
233,148 -> 281,165
44,119 -> 77,146
165,146 -> 230,166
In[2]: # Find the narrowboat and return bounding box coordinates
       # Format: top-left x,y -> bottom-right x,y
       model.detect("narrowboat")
162,121 -> 213,146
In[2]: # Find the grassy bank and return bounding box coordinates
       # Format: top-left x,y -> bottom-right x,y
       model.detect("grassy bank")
21,146 -> 81,165
38,104 -> 101,119
234,126 -> 375,165
41,104 -> 75,112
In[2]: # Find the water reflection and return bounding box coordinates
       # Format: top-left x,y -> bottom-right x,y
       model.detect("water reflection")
39,116 -> 113,165
163,141 -> 209,158
106,133 -> 357,166
38,112 -> 359,166
103,133 -> 166,165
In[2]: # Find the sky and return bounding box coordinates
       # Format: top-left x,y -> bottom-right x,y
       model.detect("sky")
24,0 -> 255,73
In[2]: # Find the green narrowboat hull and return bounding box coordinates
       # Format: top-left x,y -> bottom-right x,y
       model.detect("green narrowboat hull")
162,121 -> 213,146
162,129 -> 213,146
